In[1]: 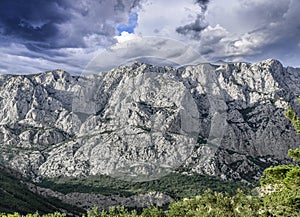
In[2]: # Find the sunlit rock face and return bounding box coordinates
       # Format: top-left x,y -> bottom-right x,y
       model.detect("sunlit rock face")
0,59 -> 299,181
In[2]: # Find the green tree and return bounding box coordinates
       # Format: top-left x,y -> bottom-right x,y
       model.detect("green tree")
284,97 -> 300,133
288,148 -> 300,162
140,207 -> 165,217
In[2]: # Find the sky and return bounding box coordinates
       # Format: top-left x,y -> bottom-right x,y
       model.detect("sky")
0,0 -> 299,74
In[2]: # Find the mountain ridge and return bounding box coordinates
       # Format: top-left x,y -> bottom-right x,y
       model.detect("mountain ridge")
0,59 -> 299,182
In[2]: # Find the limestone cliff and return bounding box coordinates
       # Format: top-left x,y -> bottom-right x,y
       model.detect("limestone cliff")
0,59 -> 299,182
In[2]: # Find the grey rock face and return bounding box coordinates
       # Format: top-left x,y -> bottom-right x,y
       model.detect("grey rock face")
0,60 -> 299,181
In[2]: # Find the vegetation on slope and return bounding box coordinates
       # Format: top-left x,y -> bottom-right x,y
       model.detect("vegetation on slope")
4,149 -> 299,216
0,166 -> 84,215
285,97 -> 300,134
257,98 -> 300,216
37,173 -> 252,199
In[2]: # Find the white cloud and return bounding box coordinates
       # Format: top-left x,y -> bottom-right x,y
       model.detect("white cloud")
134,0 -> 203,38
114,31 -> 140,43
0,43 -> 97,75
206,0 -> 289,34
131,0 -> 300,66
200,0 -> 300,65
83,36 -> 206,74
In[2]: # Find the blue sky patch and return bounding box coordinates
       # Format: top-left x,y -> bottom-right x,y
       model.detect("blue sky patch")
117,12 -> 138,35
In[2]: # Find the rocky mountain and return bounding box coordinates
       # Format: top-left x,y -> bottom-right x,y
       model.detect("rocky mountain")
0,59 -> 299,183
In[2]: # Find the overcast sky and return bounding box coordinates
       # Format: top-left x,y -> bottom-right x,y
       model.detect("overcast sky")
0,0 -> 299,74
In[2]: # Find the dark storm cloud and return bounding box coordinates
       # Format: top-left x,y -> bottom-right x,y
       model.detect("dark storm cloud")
176,16 -> 207,39
0,0 -> 71,48
231,0 -> 300,65
0,0 -> 142,51
195,0 -> 210,9
0,0 -> 143,74
176,0 -> 209,39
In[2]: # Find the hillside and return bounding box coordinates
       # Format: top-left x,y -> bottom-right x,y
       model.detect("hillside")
0,165 -> 84,215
